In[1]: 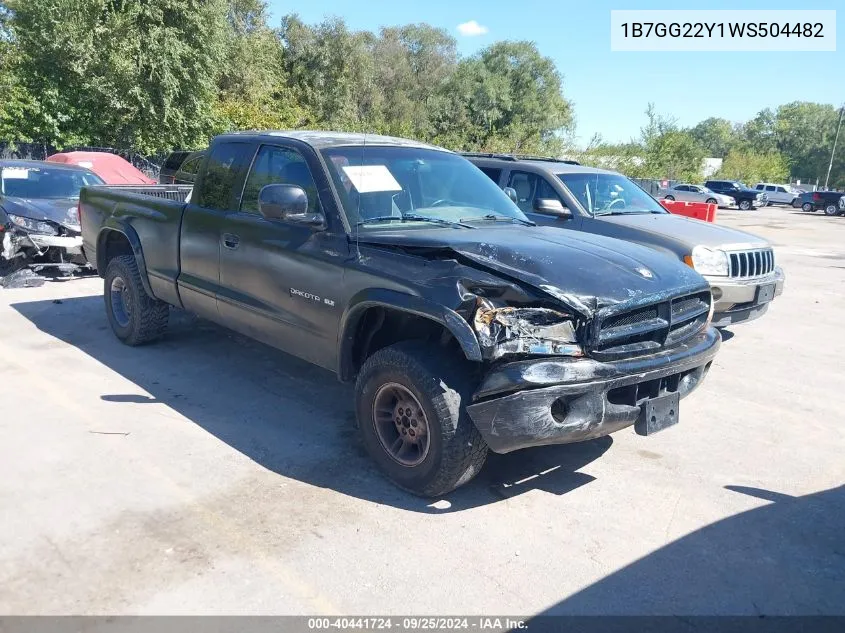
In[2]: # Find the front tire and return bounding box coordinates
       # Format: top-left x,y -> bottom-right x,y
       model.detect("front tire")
664,195 -> 675,201
104,255 -> 169,345
355,341 -> 488,497
738,199 -> 752,210
824,204 -> 839,216
705,198 -> 717,205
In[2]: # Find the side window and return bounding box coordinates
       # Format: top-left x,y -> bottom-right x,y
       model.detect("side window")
756,184 -> 765,190
196,143 -> 253,211
180,156 -> 202,176
766,185 -> 776,192
479,167 -> 502,184
776,186 -> 787,193
535,177 -> 564,204
240,145 -> 321,215
507,171 -> 538,213
676,185 -> 689,191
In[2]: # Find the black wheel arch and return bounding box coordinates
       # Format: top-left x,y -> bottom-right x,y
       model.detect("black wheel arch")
96,222 -> 156,299
338,289 -> 483,382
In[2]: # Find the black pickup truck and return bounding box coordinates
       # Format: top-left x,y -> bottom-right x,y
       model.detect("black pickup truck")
80,131 -> 720,496
703,180 -> 768,210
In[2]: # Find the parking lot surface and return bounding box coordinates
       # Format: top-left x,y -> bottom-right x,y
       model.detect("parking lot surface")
1,207 -> 843,615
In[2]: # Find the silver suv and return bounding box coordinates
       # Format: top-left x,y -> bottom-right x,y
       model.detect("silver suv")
465,153 -> 785,327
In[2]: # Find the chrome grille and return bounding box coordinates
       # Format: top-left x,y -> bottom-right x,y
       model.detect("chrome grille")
592,291 -> 711,359
728,248 -> 775,278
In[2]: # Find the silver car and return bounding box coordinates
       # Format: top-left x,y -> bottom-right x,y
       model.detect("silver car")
465,154 -> 785,328
661,183 -> 734,207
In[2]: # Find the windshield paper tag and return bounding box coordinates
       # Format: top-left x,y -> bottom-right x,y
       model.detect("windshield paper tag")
2,168 -> 31,179
341,165 -> 402,193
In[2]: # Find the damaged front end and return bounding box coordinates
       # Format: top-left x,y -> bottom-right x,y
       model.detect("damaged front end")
0,213 -> 89,280
472,300 -> 584,360
462,285 -> 721,455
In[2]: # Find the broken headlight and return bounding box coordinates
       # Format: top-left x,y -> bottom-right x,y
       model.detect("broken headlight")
473,301 -> 583,360
7,214 -> 58,236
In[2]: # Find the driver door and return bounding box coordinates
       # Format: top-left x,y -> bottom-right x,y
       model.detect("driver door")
216,143 -> 349,370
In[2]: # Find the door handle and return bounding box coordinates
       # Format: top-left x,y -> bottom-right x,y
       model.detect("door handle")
222,233 -> 240,249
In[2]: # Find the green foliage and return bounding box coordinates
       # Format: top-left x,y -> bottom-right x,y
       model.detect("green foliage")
687,117 -> 737,158
440,41 -> 573,154
3,0 -> 230,153
716,150 -> 790,185
579,105 -> 704,182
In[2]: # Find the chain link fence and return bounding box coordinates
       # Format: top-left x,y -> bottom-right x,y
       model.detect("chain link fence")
0,141 -> 165,180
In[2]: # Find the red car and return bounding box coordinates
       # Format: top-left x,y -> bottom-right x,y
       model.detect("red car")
47,151 -> 155,185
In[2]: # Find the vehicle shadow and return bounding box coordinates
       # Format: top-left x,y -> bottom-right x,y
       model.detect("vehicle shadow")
716,328 -> 735,342
526,484 -> 845,617
11,294 -> 611,513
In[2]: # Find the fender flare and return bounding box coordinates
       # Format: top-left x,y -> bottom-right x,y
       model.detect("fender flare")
96,221 -> 155,298
337,288 -> 482,381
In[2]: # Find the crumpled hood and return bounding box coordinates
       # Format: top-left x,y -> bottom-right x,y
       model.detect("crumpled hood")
0,196 -> 80,229
597,213 -> 770,250
359,225 -> 708,316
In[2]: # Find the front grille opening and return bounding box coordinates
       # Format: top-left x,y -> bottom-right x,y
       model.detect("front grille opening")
603,305 -> 659,330
728,249 -> 775,278
607,373 -> 683,407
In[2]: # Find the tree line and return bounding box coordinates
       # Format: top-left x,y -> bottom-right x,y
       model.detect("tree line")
1,0 -> 842,187
579,103 -> 844,188
0,0 -> 571,157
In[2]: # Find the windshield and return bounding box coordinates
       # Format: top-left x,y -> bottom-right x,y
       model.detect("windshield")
556,173 -> 667,215
321,146 -> 528,229
0,166 -> 104,199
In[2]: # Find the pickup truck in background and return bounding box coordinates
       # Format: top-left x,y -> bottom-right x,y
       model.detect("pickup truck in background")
703,180 -> 768,210
80,131 -> 721,496
795,190 -> 845,215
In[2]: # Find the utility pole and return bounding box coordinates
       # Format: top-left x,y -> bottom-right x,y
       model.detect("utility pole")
824,105 -> 845,190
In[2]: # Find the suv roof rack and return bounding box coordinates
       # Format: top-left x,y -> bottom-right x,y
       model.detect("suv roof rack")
460,152 -> 580,166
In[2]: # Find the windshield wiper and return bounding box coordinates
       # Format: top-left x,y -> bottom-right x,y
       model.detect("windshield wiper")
593,209 -> 656,217
460,213 -> 535,226
356,215 -> 475,229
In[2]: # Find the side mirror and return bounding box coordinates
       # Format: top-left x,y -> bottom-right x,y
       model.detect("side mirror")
503,186 -> 518,204
533,198 -> 572,218
258,184 -> 324,228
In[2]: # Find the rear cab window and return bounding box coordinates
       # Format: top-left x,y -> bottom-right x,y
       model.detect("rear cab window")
195,143 -> 254,211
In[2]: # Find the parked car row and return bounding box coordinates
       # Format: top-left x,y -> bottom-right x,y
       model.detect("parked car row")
794,189 -> 845,215
656,180 -> 768,210
76,131 -> 784,497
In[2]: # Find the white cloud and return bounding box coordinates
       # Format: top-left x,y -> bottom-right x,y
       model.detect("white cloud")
457,20 -> 488,37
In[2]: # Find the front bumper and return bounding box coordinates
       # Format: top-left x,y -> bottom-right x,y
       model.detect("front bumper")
26,233 -> 83,254
465,327 -> 721,454
707,267 -> 785,327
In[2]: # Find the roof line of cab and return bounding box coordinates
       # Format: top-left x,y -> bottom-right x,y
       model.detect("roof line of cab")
216,130 -> 452,153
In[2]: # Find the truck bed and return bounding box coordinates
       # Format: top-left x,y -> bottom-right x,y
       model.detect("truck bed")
79,184 -> 194,306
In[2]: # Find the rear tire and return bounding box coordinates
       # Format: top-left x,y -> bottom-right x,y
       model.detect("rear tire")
104,255 -> 169,345
802,202 -> 814,212
738,199 -> 752,210
355,341 -> 488,497
664,195 -> 675,201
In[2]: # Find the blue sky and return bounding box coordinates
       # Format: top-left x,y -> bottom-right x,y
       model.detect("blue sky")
267,0 -> 844,146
